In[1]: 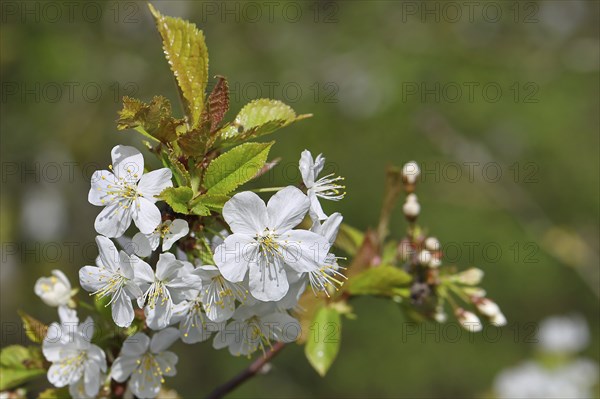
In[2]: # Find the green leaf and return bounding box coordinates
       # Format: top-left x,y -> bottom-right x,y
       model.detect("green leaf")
218,99 -> 311,143
334,223 -> 365,256
159,187 -> 193,214
204,142 -> 274,195
117,96 -> 183,143
149,4 -> 209,127
189,193 -> 230,216
38,388 -> 70,399
177,122 -> 211,157
18,310 -> 48,344
305,306 -> 342,377
345,265 -> 412,296
0,346 -> 45,391
204,75 -> 230,132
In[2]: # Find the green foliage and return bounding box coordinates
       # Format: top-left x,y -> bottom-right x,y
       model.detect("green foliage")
149,4 -> 209,127
38,388 -> 70,399
203,75 -> 230,132
203,142 -> 274,195
305,306 -> 342,377
0,346 -> 45,391
117,96 -> 183,143
159,187 -> 194,214
334,223 -> 365,256
189,194 -> 230,216
345,265 -> 412,296
218,99 -> 311,143
18,310 -> 48,344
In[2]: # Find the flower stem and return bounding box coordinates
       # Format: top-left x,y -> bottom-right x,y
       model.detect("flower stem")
205,342 -> 286,399
250,187 -> 286,193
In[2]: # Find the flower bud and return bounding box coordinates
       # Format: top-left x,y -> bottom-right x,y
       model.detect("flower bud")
402,161 -> 420,184
456,308 -> 482,332
434,307 -> 447,323
34,270 -> 72,307
455,268 -> 484,285
403,194 -> 420,219
428,257 -> 442,268
417,250 -> 432,266
424,236 -> 440,251
491,312 -> 507,327
475,298 -> 501,318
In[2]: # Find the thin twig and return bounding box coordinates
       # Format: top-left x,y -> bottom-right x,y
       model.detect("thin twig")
205,342 -> 287,399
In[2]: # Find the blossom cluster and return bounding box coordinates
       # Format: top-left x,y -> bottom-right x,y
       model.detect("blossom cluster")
398,161 -> 506,332
34,146 -> 345,398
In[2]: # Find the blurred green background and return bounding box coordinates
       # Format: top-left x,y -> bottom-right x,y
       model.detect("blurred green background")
1,1 -> 598,397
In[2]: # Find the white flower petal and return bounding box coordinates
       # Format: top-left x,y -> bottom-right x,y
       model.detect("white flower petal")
87,345 -> 107,372
83,361 -> 101,397
222,191 -> 268,234
203,289 -> 235,323
121,333 -> 150,357
137,168 -> 173,201
79,266 -> 112,292
280,230 -> 330,273
214,234 -> 257,283
111,145 -> 144,183
315,212 -> 343,244
95,236 -> 120,272
129,363 -> 161,399
266,186 -> 309,232
110,356 -> 137,382
261,312 -> 301,343
155,351 -> 178,376
145,297 -> 172,331
132,197 -> 161,235
248,256 -> 289,302
150,327 -> 179,353
94,201 -> 133,238
155,252 -> 180,281
132,232 -> 155,257
47,362 -> 73,387
162,219 -> 189,251
299,150 -> 315,186
111,291 -> 134,328
88,170 -> 117,206
308,191 -> 328,221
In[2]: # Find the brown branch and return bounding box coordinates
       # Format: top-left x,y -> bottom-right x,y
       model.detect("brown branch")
205,342 -> 287,399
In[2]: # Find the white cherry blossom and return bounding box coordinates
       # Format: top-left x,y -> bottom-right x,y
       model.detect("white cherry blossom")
34,269 -> 72,307
192,265 -> 248,323
213,302 -> 300,356
170,294 -> 225,344
111,328 -> 179,399
79,236 -> 144,327
43,307 -> 107,399
89,145 -> 172,238
299,150 -> 345,221
214,187 -> 330,302
134,253 -> 200,330
307,212 -> 346,295
132,219 -> 189,257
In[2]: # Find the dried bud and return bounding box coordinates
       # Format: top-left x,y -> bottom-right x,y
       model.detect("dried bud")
456,308 -> 482,332
402,161 -> 420,184
403,194 -> 420,219
455,268 -> 484,285
424,236 -> 440,251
